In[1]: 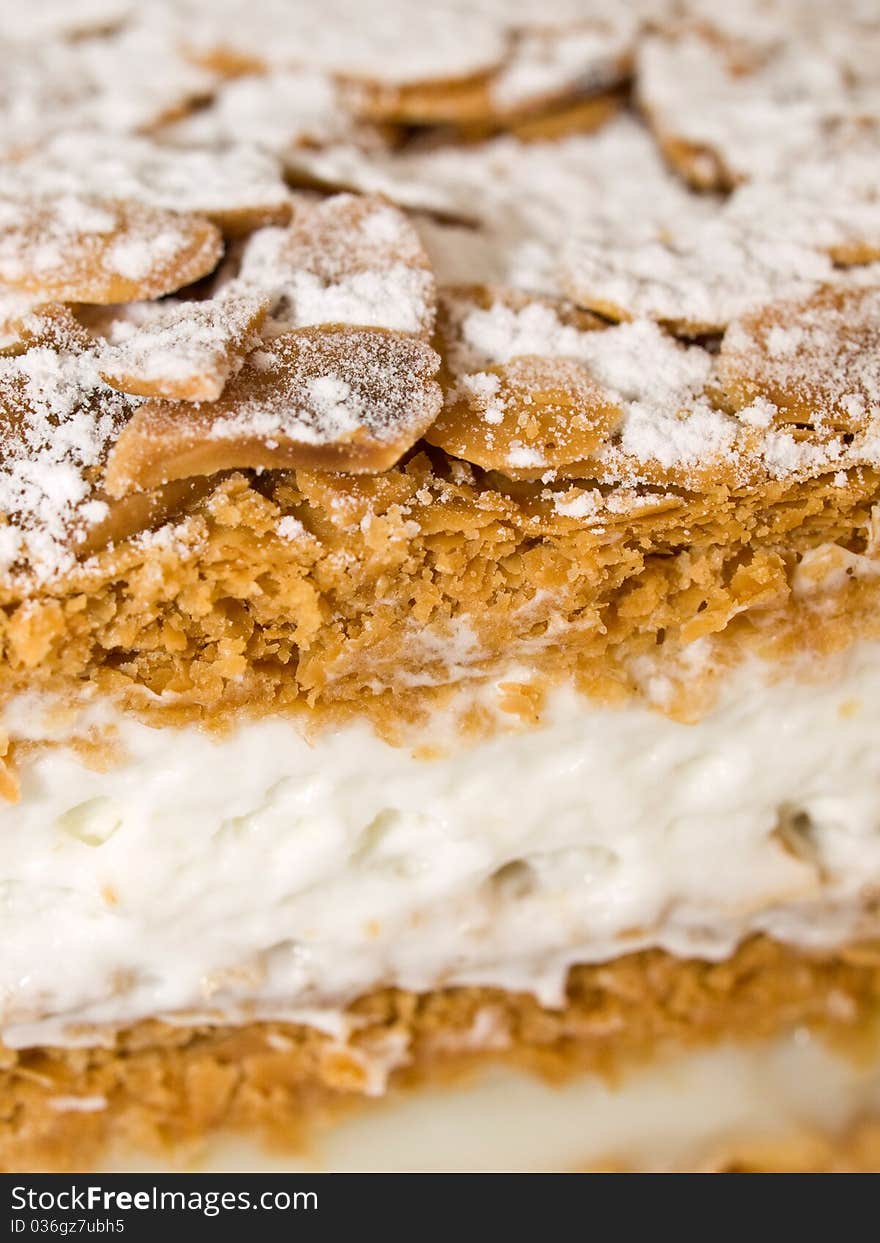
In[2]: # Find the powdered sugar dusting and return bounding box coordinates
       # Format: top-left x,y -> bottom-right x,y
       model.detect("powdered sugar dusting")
276,514 -> 307,541
638,26 -> 880,187
439,291 -> 738,482
491,17 -> 635,110
562,219 -> 838,331
0,13 -> 214,156
97,293 -> 269,400
1,134 -> 292,233
0,287 -> 41,349
238,195 -> 436,335
719,287 -> 880,430
449,295 -> 713,410
102,327 -> 443,497
0,0 -> 130,43
207,332 -> 441,447
0,194 -> 222,304
165,70 -> 351,155
0,314 -> 135,580
178,0 -> 507,85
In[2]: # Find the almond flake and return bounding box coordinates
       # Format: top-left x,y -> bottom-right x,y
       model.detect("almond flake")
97,293 -> 271,401
237,194 -> 436,336
719,286 -> 880,431
0,196 -> 223,305
104,326 -> 441,496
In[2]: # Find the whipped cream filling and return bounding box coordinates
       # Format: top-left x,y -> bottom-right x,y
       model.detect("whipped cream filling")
4,643 -> 880,1047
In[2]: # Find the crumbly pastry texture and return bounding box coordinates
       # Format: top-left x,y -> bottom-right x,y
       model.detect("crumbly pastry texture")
3,0 -> 880,1173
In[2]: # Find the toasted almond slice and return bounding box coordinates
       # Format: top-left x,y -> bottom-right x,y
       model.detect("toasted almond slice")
476,413 -> 750,491
179,2 -> 506,89
830,238 -> 880,266
98,293 -> 271,401
443,283 -> 606,330
503,92 -> 622,144
718,286 -> 880,432
649,130 -> 734,194
430,286 -> 621,472
581,407 -> 752,492
431,285 -> 752,489
0,287 -> 49,353
0,316 -> 136,580
0,0 -> 131,42
636,34 -> 755,191
74,476 -> 216,558
0,196 -> 223,304
349,71 -> 498,126
0,22 -> 214,159
725,144 -> 880,273
104,326 -> 442,497
159,69 -> 358,160
636,32 -> 828,190
427,354 -> 623,474
349,16 -> 633,128
560,220 -> 838,335
12,304 -> 99,354
2,135 -> 294,240
238,194 -> 436,336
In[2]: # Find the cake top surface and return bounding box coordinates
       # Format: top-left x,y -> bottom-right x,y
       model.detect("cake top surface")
0,0 -> 878,587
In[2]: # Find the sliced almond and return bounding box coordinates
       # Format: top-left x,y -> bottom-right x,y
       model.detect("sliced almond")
74,476 -> 216,558
104,326 -> 442,497
160,68 -> 359,158
428,286 -> 622,474
431,285 -> 751,489
1,302 -> 95,357
238,193 -> 436,336
0,287 -> 45,353
349,71 -> 497,126
349,17 -> 632,130
427,354 -> 623,475
1,134 -> 294,240
97,293 -> 271,401
178,4 -> 506,91
0,196 -> 223,305
504,93 -> 622,144
561,220 -> 838,335
636,32 -> 817,190
0,314 -> 136,580
650,129 -> 735,193
718,286 -> 880,432
441,282 -> 605,332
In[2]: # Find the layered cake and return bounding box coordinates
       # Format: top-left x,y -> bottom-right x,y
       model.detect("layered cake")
2,0 -> 880,1172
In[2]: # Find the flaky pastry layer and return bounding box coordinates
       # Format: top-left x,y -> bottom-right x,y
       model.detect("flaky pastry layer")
1,453 -> 879,752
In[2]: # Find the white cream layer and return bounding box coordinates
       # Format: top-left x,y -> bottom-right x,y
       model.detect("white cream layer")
4,643 -> 880,1047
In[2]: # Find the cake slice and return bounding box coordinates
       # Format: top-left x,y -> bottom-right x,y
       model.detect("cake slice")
2,0 -> 880,1174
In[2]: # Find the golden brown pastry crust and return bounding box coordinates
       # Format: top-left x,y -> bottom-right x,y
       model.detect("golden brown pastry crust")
1,455 -> 879,747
